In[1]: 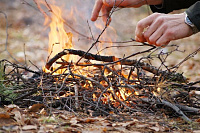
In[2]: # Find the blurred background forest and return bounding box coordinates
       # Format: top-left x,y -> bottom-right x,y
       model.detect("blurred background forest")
0,0 -> 200,82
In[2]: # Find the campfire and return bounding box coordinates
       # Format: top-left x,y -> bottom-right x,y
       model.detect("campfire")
1,0 -> 200,126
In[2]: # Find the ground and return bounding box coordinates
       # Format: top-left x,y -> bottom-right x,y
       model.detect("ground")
0,0 -> 200,132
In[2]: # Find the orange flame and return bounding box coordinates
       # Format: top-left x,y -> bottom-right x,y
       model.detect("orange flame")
37,0 -> 74,73
37,0 -> 140,106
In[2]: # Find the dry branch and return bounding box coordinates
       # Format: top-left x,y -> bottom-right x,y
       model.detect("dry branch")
45,49 -> 186,82
142,98 -> 192,123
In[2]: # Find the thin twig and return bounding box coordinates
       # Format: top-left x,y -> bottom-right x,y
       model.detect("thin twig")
0,11 -> 19,63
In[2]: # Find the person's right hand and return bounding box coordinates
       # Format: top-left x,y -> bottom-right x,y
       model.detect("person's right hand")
135,13 -> 193,46
91,0 -> 163,23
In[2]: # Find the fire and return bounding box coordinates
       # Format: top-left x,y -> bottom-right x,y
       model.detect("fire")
47,5 -> 73,54
37,0 -> 74,73
37,0 -> 140,108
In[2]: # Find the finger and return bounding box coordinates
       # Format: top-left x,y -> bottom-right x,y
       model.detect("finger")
135,13 -> 161,43
146,25 -> 167,45
155,30 -> 174,46
143,19 -> 163,44
135,33 -> 146,42
91,0 -> 103,21
104,0 -> 145,7
135,17 -> 154,42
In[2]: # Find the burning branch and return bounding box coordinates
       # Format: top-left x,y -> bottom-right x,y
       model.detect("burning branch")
1,56 -> 200,123
45,49 -> 186,82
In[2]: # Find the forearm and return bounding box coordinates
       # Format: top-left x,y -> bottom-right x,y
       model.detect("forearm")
150,0 -> 198,13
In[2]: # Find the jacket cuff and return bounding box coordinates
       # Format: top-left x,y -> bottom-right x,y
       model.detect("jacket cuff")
150,0 -> 198,14
186,2 -> 200,31
150,0 -> 174,14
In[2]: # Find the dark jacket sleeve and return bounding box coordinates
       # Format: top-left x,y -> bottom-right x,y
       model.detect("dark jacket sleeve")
150,0 -> 200,31
186,2 -> 200,31
150,0 -> 198,13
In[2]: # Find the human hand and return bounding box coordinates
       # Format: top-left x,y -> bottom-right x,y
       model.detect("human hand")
91,0 -> 163,23
135,13 -> 193,46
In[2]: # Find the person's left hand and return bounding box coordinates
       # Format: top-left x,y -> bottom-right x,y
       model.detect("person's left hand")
135,13 -> 193,46
91,0 -> 149,24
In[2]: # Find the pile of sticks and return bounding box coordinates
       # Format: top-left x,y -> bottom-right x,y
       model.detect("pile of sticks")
1,48 -> 200,123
